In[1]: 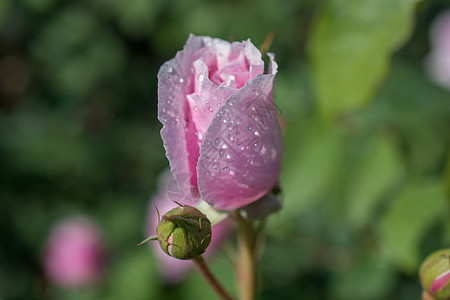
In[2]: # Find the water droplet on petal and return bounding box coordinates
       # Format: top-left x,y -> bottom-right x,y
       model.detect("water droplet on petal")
223,166 -> 228,172
198,74 -> 204,82
166,66 -> 173,73
213,138 -> 221,147
219,149 -> 225,157
208,106 -> 213,112
179,78 -> 184,83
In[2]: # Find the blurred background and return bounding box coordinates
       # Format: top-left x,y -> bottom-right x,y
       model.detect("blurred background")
0,0 -> 449,299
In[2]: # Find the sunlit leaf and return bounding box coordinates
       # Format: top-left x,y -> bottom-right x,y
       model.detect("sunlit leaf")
378,180 -> 448,272
281,119 -> 346,217
345,135 -> 405,228
309,0 -> 421,121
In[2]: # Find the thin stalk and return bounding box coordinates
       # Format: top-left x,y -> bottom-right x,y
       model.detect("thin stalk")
235,212 -> 257,300
422,290 -> 436,300
193,256 -> 234,300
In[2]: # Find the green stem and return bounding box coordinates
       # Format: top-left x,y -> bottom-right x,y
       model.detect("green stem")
193,256 -> 234,300
235,212 -> 257,300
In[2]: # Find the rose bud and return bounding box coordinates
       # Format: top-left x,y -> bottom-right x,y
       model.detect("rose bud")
156,205 -> 212,260
43,216 -> 106,288
158,34 -> 283,211
419,248 -> 450,300
145,170 -> 232,284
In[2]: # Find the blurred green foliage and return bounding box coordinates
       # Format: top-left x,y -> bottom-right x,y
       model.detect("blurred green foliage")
0,0 -> 449,299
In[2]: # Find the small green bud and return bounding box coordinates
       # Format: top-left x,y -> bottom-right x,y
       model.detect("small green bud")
156,205 -> 212,260
419,249 -> 450,300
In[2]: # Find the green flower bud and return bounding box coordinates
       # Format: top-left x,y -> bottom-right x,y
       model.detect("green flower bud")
419,249 -> 450,300
156,205 -> 212,260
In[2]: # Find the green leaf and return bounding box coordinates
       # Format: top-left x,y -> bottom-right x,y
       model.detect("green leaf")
104,250 -> 159,300
329,254 -> 396,300
309,0 -> 421,121
378,180 -> 448,273
345,135 -> 405,228
281,119 -> 346,217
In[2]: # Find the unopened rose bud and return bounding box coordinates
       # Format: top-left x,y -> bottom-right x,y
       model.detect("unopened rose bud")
419,249 -> 450,300
156,205 -> 212,260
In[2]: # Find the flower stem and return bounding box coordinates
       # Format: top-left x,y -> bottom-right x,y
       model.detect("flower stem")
235,212 -> 257,300
422,290 -> 436,300
193,256 -> 234,300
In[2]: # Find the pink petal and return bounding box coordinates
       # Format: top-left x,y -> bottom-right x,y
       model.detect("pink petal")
430,270 -> 450,293
158,35 -> 207,197
43,216 -> 105,288
197,55 -> 282,211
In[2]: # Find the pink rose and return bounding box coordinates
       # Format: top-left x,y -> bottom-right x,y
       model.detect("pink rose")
145,170 -> 232,284
158,34 -> 283,211
43,216 -> 106,288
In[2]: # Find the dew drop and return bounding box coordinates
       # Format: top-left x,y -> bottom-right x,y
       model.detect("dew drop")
253,142 -> 259,150
208,106 -> 213,112
179,78 -> 184,83
213,138 -> 221,147
198,74 -> 205,82
248,126 -> 253,133
166,66 -> 173,73
254,130 -> 260,136
219,149 -> 225,157
223,166 -> 229,172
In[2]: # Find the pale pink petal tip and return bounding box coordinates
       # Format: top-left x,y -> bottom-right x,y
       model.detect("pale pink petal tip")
430,270 -> 450,293
426,10 -> 450,90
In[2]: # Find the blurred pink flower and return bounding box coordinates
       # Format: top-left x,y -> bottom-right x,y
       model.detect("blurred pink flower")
43,216 -> 105,288
146,170 -> 232,284
158,34 -> 283,211
426,10 -> 450,90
